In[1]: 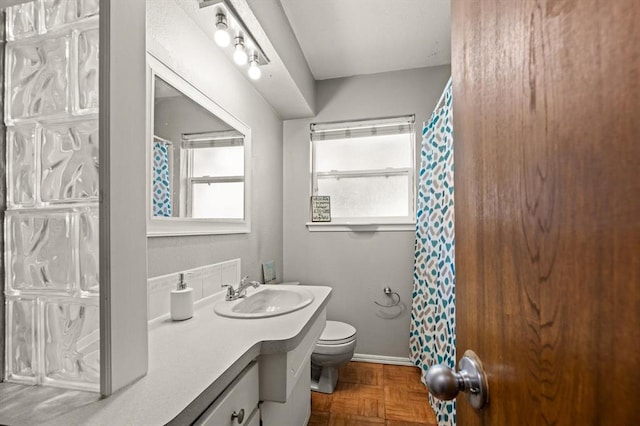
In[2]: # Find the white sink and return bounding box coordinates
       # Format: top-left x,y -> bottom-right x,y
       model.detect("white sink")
214,286 -> 315,318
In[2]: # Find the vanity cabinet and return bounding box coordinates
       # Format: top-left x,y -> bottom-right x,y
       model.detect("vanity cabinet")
194,362 -> 259,426
193,309 -> 327,426
260,309 -> 326,425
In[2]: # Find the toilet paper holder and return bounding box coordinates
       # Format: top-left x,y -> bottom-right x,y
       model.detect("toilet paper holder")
374,287 -> 401,308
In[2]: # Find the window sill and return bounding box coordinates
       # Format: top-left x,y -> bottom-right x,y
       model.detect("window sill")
305,221 -> 415,232
148,218 -> 250,236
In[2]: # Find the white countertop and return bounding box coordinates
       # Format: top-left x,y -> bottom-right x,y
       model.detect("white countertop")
0,285 -> 331,426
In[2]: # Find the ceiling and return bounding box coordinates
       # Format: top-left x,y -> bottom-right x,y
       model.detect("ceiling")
279,0 -> 451,80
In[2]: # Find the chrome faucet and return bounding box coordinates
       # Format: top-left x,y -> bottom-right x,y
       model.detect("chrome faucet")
221,276 -> 261,301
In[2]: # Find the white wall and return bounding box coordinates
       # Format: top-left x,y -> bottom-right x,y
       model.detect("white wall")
146,0 -> 283,282
283,65 -> 451,358
0,19 -> 5,379
100,0 -> 149,395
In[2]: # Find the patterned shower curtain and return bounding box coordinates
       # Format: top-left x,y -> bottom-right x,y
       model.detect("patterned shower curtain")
152,140 -> 172,217
410,77 -> 456,426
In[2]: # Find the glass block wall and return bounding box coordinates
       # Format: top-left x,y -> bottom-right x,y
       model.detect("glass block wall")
3,0 -> 99,392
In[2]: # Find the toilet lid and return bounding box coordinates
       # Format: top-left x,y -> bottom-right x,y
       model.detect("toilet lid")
318,321 -> 356,345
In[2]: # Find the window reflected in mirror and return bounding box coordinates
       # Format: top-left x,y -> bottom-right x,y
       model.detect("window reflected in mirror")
153,76 -> 245,220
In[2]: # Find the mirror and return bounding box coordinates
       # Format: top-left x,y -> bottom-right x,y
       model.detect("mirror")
147,55 -> 251,236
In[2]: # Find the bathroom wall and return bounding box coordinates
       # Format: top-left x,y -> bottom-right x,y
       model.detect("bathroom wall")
0,11 -> 5,378
283,65 -> 451,358
146,0 -> 283,281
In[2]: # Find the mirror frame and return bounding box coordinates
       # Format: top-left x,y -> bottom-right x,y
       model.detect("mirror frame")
146,54 -> 251,236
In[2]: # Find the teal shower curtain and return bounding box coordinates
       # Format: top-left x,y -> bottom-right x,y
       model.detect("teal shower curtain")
410,77 -> 456,426
152,140 -> 172,217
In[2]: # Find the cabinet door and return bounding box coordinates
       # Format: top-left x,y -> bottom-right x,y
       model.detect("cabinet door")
262,357 -> 311,426
195,362 -> 259,426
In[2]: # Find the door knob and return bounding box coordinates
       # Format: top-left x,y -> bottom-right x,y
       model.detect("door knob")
425,350 -> 489,409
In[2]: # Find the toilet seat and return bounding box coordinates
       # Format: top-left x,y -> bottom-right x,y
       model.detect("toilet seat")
317,321 -> 356,346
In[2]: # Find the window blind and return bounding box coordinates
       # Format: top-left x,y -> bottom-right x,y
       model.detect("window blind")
310,115 -> 415,141
181,129 -> 244,149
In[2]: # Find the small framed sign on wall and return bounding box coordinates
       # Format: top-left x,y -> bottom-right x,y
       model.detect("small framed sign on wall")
311,196 -> 331,222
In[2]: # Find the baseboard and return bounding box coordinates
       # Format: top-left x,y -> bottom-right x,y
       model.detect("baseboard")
351,353 -> 415,366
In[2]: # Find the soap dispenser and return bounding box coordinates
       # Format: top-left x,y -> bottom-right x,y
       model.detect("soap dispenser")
171,272 -> 194,321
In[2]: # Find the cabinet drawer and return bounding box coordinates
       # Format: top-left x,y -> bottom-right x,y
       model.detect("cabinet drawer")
195,362 -> 259,426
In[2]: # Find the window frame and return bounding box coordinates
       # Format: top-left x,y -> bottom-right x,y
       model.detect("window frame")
183,132 -> 246,219
308,115 -> 417,232
186,177 -> 246,219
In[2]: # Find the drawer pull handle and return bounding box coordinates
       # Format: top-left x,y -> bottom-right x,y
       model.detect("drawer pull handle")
231,408 -> 245,424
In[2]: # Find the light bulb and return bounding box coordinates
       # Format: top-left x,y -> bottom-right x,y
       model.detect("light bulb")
215,29 -> 230,47
214,13 -> 230,47
248,57 -> 261,80
233,37 -> 248,65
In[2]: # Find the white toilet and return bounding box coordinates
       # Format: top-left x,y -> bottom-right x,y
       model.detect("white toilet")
311,320 -> 357,394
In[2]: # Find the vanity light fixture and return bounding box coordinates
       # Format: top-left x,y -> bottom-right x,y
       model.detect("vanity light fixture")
214,12 -> 231,47
233,36 -> 248,65
248,53 -> 261,80
200,0 -> 269,81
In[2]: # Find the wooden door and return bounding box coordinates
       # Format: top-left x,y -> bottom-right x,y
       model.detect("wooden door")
452,0 -> 640,424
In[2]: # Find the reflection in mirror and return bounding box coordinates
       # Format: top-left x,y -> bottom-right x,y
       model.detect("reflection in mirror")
152,76 -> 245,219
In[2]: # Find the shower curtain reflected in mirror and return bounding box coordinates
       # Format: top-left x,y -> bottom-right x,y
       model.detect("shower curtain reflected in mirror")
153,139 -> 173,217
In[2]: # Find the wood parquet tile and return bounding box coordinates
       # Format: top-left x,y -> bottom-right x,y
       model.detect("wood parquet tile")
386,421 -> 437,426
383,365 -> 427,392
330,382 -> 385,418
310,362 -> 437,426
328,413 -> 386,425
312,391 -> 333,412
338,362 -> 383,386
308,412 -> 330,426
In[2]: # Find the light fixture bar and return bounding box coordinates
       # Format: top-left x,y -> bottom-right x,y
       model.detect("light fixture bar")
199,0 -> 270,66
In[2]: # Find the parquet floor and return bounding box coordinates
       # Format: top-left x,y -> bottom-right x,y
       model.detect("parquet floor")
309,361 -> 438,426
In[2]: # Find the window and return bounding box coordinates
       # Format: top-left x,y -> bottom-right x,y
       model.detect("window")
183,130 -> 245,219
309,115 -> 416,231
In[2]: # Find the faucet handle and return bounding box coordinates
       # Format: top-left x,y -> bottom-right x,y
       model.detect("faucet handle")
239,275 -> 249,284
221,284 -> 235,300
